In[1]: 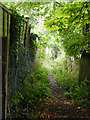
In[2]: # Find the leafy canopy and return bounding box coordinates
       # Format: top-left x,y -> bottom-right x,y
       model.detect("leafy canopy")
44,2 -> 90,58
45,2 -> 90,30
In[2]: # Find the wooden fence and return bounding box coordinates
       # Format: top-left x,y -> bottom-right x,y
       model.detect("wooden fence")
0,3 -> 12,119
0,2 -> 31,119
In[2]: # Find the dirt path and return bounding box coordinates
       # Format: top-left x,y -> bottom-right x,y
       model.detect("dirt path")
33,72 -> 90,119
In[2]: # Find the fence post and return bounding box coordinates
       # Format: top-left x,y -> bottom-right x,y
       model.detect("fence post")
0,3 -> 11,119
0,4 -> 3,120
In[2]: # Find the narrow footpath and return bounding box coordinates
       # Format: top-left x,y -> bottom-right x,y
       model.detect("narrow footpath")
33,72 -> 90,119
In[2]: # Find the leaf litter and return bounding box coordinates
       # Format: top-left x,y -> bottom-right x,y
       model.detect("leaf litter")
32,72 -> 90,119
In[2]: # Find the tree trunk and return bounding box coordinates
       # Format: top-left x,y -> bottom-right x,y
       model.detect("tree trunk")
79,52 -> 90,86
79,20 -> 90,85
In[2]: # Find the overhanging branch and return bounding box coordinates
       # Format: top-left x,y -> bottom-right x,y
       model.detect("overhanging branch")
55,1 -> 63,7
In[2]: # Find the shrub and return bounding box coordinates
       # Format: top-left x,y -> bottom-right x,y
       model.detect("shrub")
10,60 -> 52,118
65,79 -> 89,107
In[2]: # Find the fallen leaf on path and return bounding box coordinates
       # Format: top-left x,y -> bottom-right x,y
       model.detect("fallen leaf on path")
48,114 -> 50,118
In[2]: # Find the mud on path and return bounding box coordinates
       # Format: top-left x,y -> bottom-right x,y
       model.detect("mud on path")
33,72 -> 90,119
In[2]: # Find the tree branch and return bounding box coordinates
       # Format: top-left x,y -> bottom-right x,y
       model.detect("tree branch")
55,2 -> 63,7
14,2 -> 22,8
71,2 -> 87,23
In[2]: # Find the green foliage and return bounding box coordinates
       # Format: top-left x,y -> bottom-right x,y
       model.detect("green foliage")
29,33 -> 39,61
60,27 -> 84,58
10,60 -> 52,118
9,8 -> 24,64
3,2 -> 52,25
45,2 -> 90,29
51,55 -> 89,108
65,79 -> 89,107
44,2 -> 90,57
3,1 -> 89,117
51,56 -> 78,90
20,61 -> 51,104
11,91 -> 24,106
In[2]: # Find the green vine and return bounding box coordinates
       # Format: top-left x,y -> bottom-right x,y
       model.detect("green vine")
10,9 -> 24,62
29,33 -> 39,61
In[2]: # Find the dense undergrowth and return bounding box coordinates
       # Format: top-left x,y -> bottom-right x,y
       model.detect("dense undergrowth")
8,59 -> 52,119
51,56 -> 89,108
